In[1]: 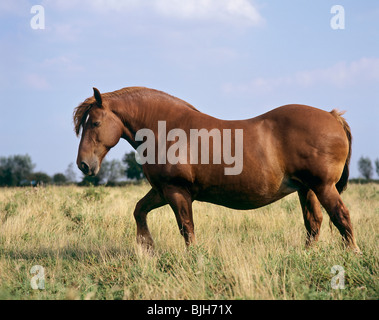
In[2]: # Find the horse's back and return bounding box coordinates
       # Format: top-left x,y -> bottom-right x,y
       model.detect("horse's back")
193,104 -> 349,208
145,103 -> 350,210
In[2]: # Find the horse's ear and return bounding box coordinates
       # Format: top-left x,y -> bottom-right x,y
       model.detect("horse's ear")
93,87 -> 103,106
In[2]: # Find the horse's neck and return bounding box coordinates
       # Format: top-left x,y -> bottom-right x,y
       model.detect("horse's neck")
111,96 -> 166,149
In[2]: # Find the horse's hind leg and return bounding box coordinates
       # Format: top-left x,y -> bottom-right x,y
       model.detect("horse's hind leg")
163,186 -> 196,247
134,188 -> 166,249
313,184 -> 360,253
298,188 -> 323,248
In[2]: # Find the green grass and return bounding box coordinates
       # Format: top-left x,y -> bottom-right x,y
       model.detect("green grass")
0,183 -> 378,300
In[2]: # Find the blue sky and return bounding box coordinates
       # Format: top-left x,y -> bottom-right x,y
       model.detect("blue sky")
1,0 -> 378,179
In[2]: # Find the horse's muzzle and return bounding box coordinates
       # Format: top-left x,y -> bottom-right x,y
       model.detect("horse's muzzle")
80,161 -> 90,175
77,155 -> 100,176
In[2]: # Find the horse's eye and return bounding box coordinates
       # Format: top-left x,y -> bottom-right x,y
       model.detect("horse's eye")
93,121 -> 101,127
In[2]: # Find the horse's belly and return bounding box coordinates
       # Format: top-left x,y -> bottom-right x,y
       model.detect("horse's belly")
194,182 -> 297,210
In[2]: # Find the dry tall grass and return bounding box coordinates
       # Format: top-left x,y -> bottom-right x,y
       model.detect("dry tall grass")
0,183 -> 377,300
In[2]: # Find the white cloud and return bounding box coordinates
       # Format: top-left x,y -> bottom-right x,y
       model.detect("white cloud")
22,55 -> 84,90
43,0 -> 264,27
294,58 -> 379,87
48,23 -> 82,42
224,57 -> 379,95
24,73 -> 50,90
42,0 -> 140,11
41,55 -> 84,73
0,0 -> 30,16
154,0 -> 264,27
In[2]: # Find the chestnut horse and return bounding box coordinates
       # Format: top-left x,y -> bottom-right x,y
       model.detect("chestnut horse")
74,87 -> 359,252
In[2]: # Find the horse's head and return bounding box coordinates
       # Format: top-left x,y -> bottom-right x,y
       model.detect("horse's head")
75,87 -> 123,176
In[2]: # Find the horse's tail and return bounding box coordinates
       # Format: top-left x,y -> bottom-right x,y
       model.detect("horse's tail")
330,109 -> 352,194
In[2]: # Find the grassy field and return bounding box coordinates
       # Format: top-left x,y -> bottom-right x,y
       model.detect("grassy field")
0,183 -> 377,300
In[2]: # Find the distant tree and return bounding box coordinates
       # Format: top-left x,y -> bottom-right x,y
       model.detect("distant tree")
102,159 -> 124,185
65,162 -> 77,183
123,151 -> 144,180
28,172 -> 51,185
375,159 -> 379,178
358,156 -> 373,180
53,173 -> 67,185
0,154 -> 35,186
79,175 -> 101,186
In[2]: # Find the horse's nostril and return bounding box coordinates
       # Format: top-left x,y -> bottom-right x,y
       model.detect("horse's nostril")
81,161 -> 89,174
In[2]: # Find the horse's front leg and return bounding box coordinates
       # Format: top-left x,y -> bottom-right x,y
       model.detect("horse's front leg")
133,188 -> 166,250
163,186 -> 196,247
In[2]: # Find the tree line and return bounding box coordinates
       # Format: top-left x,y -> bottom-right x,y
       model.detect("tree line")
0,152 -> 144,187
357,156 -> 379,180
1,153 -> 378,187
